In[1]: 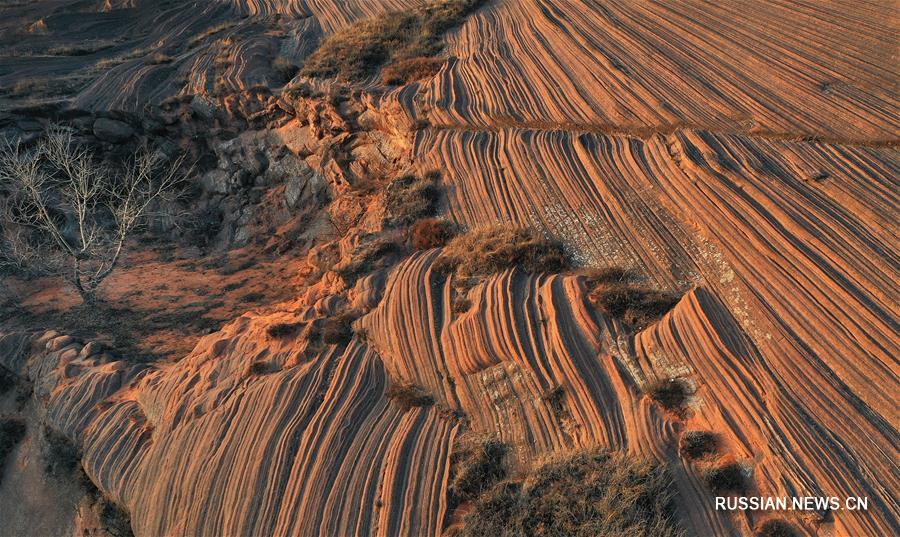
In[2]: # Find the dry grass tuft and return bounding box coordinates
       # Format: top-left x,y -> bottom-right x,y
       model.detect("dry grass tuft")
462,449 -> 683,537
146,52 -> 174,65
449,438 -> 508,506
247,361 -> 272,375
301,0 -> 485,82
435,225 -> 569,282
647,378 -> 690,416
266,322 -> 304,339
43,426 -> 81,479
386,383 -> 435,411
0,367 -> 16,395
584,267 -> 679,328
411,218 -> 456,250
322,313 -> 355,345
272,56 -> 299,83
679,431 -> 718,460
703,462 -> 747,494
383,172 -> 442,227
188,22 -> 236,49
382,56 -> 443,85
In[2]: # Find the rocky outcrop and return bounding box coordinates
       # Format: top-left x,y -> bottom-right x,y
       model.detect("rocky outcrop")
92,118 -> 134,143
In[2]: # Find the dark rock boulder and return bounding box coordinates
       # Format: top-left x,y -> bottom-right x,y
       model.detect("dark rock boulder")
92,118 -> 134,143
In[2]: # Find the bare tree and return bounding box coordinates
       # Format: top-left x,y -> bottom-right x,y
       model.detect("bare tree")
0,126 -> 185,302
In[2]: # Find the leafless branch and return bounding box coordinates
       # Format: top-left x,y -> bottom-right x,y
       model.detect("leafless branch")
0,125 -> 187,301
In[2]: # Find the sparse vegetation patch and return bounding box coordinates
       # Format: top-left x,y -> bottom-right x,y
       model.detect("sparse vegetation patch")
679,430 -> 718,460
383,172 -> 442,227
266,322 -> 304,339
0,367 -> 16,395
386,382 -> 435,411
461,449 -> 683,537
322,313 -> 355,345
435,224 -> 569,282
648,378 -> 691,416
411,218 -> 456,250
449,437 -> 508,506
584,267 -> 679,329
335,238 -> 404,285
382,56 -> 443,85
703,462 -> 747,494
43,426 -> 81,479
301,0 -> 485,82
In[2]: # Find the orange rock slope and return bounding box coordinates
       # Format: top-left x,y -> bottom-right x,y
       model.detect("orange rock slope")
2,0 -> 898,536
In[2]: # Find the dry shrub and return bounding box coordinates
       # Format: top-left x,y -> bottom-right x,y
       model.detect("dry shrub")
585,267 -> 678,328
383,172 -> 441,227
266,322 -> 303,339
0,417 -> 26,483
756,519 -> 799,537
322,313 -> 355,345
411,218 -> 456,250
436,225 -> 569,282
703,462 -> 747,494
449,438 -> 508,506
386,383 -> 435,411
382,56 -> 443,85
648,378 -> 690,416
462,449 -> 682,537
301,0 -> 485,82
679,431 -> 718,460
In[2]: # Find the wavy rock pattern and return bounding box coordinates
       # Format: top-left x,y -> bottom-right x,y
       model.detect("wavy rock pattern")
418,0 -> 899,142
2,1 -> 897,536
17,324 -> 456,537
405,125 -> 899,534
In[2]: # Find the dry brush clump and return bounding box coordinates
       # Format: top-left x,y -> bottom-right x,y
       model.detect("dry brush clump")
266,321 -> 304,339
301,0 -> 485,82
449,437 -> 508,507
703,461 -> 747,494
272,56 -> 299,83
461,449 -> 683,537
381,56 -> 444,85
411,217 -> 456,250
584,266 -> 679,329
383,172 -> 442,227
679,430 -> 718,460
321,313 -> 355,345
43,426 -> 82,479
386,382 -> 435,411
435,224 -> 569,282
647,378 -> 691,416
